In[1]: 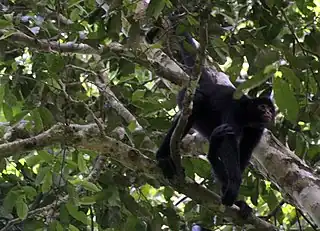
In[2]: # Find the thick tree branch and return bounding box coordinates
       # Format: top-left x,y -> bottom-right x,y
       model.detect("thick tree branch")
179,130 -> 320,226
252,131 -> 320,226
0,123 -> 276,230
0,29 -> 189,86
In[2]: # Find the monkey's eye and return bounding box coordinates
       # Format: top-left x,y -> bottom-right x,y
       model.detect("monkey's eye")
257,104 -> 267,111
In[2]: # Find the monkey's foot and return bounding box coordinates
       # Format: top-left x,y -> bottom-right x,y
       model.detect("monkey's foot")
221,182 -> 240,207
234,200 -> 253,219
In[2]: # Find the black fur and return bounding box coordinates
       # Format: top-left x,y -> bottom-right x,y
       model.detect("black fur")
156,31 -> 275,218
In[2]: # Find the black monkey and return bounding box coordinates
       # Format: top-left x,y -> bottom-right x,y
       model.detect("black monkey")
156,31 -> 275,218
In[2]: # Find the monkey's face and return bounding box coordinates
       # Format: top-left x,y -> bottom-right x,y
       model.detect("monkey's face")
247,98 -> 275,126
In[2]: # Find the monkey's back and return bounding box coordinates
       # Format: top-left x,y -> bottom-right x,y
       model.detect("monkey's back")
177,79 -> 240,139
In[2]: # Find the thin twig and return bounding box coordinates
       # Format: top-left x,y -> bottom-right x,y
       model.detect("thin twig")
264,200 -> 285,220
296,209 -> 318,231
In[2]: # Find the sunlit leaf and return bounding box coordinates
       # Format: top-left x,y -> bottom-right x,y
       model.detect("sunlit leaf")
78,180 -> 100,192
279,66 -> 300,90
274,77 -> 299,123
233,72 -> 270,99
0,19 -> 13,29
15,198 -> 28,219
42,171 -> 53,193
77,154 -> 88,172
147,0 -> 166,19
2,102 -> 13,121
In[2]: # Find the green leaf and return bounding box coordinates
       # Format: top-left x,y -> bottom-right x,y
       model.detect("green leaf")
10,110 -> 29,125
79,180 -> 100,192
132,89 -> 145,102
45,54 -> 65,73
119,59 -> 135,76
265,0 -> 275,7
42,171 -> 53,193
70,8 -> 81,21
127,120 -> 137,132
210,37 -> 229,63
22,186 -> 37,200
3,13 -> 13,22
38,107 -> 54,127
191,158 -> 211,178
273,77 -> 299,123
55,221 -> 64,231
0,19 -> 13,29
59,204 -> 70,224
77,154 -> 88,172
0,30 -> 14,40
3,190 -> 19,213
250,178 -> 259,206
233,72 -> 271,99
147,0 -> 166,19
31,109 -> 43,133
66,202 -> 88,225
79,196 -> 96,205
107,12 -> 121,40
181,157 -> 194,178
255,50 -> 279,68
15,198 -> 28,219
35,166 -> 50,185
262,189 -> 278,211
38,150 -> 54,162
164,207 -> 179,230
84,0 -> 96,10
128,20 -> 140,48
124,216 -> 138,230
0,84 -> 5,104
2,102 -> 13,121
25,154 -> 42,168
69,224 -> 80,231
279,66 -> 300,90
163,187 -> 174,201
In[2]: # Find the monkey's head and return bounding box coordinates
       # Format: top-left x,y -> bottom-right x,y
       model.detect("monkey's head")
247,97 -> 275,126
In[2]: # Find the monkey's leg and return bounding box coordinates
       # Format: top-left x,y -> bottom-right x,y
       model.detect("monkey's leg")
208,124 -> 242,206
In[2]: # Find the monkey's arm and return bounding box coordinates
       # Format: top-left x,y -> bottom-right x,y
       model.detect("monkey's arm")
239,127 -> 264,172
207,124 -> 253,218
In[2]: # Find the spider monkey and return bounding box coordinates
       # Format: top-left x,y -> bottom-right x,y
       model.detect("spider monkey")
155,30 -> 275,218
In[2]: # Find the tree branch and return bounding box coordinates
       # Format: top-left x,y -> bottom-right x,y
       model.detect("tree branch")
0,123 -> 276,230
0,29 -> 189,86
